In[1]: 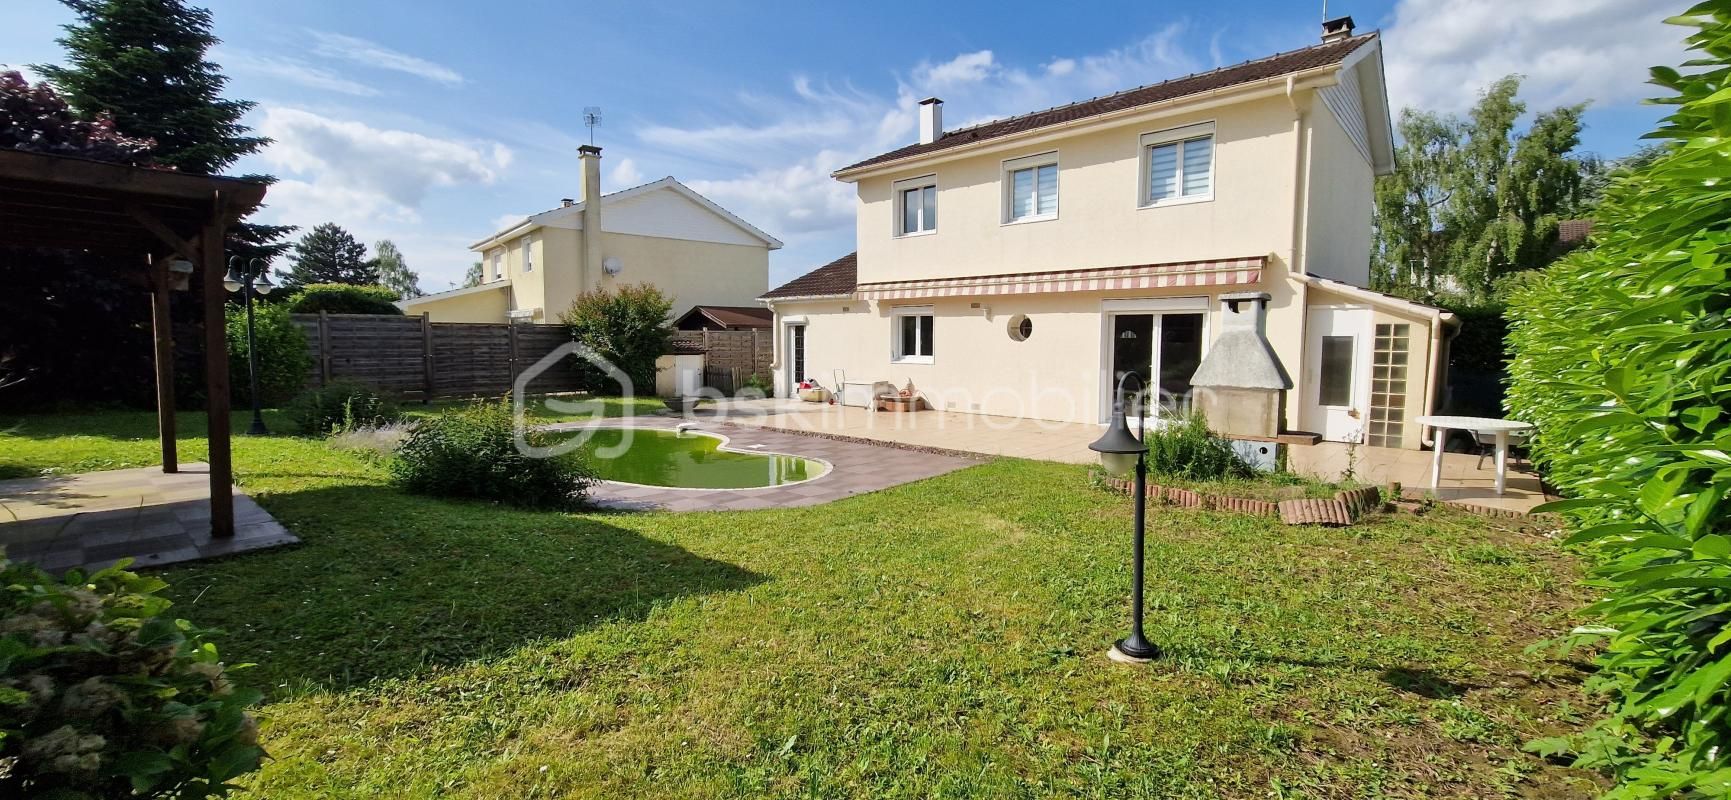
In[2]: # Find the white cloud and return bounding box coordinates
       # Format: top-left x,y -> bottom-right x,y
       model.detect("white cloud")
1383,0 -> 1685,113
608,157 -> 645,188
218,49 -> 379,97
916,50 -> 998,89
1045,58 -> 1077,77
249,107 -> 511,290
308,30 -> 465,86
257,107 -> 509,211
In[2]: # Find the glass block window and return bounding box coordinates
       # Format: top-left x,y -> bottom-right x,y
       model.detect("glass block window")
1368,323 -> 1411,448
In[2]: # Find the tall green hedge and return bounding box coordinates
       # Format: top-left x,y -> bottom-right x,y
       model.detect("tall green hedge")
225,301 -> 310,406
1506,5 -> 1731,795
286,283 -> 403,316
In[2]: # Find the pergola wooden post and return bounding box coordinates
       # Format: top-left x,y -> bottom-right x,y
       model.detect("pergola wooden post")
0,150 -> 266,539
149,254 -> 178,473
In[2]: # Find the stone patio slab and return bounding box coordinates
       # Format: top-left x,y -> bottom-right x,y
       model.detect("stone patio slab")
0,463 -> 299,573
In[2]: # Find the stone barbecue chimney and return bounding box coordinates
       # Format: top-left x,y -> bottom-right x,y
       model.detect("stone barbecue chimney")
1189,292 -> 1293,438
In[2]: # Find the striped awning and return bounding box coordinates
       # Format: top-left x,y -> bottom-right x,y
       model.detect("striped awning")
855,256 -> 1265,301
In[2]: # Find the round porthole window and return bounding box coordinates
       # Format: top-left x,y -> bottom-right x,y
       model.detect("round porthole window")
1008,314 -> 1033,342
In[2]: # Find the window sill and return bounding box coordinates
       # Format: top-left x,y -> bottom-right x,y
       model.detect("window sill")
894,229 -> 937,239
1139,193 -> 1214,210
1001,213 -> 1057,227
891,355 -> 934,365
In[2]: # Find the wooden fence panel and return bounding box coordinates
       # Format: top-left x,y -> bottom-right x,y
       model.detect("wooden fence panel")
672,330 -> 774,390
290,314 -> 589,400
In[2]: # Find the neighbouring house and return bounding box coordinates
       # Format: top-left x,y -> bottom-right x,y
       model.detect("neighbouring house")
403,146 -> 783,324
674,305 -> 774,331
763,18 -> 1456,449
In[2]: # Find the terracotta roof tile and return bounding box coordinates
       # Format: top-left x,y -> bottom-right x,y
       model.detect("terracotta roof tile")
837,32 -> 1377,175
761,252 -> 857,300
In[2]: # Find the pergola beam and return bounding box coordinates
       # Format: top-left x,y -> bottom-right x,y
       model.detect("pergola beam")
201,192 -> 235,538
128,204 -> 204,263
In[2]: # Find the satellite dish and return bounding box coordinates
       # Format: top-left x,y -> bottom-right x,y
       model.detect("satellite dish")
602,256 -> 623,276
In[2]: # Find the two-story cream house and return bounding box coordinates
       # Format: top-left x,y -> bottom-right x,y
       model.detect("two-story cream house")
762,19 -> 1455,449
404,146 -> 783,324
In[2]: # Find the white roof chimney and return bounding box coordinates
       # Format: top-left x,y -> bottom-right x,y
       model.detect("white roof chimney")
918,97 -> 943,145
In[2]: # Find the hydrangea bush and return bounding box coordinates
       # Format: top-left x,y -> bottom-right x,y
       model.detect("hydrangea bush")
0,557 -> 263,798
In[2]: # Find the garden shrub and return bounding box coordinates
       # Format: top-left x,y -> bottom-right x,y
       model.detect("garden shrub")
225,300 -> 310,406
559,284 -> 673,395
285,283 -> 403,316
1505,7 -> 1731,795
286,380 -> 399,435
389,399 -> 596,509
0,557 -> 263,798
1143,412 -> 1252,481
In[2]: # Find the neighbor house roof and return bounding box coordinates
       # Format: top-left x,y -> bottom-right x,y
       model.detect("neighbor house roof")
675,305 -> 774,329
836,32 -> 1379,176
760,252 -> 858,300
471,176 -> 783,252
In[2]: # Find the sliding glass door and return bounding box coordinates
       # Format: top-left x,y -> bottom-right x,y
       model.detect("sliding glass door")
1109,311 -> 1205,419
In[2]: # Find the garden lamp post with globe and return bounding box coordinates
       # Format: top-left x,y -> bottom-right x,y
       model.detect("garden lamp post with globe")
1089,371 -> 1161,664
223,255 -> 274,435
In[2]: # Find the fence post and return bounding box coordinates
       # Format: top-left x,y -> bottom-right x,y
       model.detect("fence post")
317,310 -> 332,387
507,323 -> 520,395
420,312 -> 435,404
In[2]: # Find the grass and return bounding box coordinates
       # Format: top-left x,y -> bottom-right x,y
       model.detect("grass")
0,408 -> 1602,798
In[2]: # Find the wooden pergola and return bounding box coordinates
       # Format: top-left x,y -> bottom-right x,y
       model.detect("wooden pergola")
0,149 -> 268,537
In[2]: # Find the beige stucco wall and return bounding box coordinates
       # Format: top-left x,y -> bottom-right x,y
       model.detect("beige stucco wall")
1301,94 -> 1375,285
853,95 -> 1302,286
592,232 -> 769,318
401,284 -> 510,323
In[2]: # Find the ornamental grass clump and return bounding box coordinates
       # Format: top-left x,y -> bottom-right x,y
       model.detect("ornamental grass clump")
0,557 -> 264,798
1505,5 -> 1731,795
389,399 -> 596,509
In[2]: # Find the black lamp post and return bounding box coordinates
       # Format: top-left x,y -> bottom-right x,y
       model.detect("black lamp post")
223,256 -> 274,435
1090,371 -> 1161,664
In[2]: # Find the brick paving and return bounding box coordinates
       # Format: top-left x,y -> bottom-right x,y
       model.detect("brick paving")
0,463 -> 298,573
544,417 -> 980,512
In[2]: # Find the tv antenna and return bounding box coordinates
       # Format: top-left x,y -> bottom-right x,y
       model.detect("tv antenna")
582,106 -> 602,145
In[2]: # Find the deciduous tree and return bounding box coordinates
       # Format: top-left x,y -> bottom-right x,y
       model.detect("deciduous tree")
373,240 -> 423,300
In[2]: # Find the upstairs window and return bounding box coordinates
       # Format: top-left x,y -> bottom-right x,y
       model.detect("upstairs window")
891,306 -> 934,364
1003,152 -> 1058,223
1142,122 -> 1214,206
491,250 -> 503,280
522,238 -> 534,272
894,175 -> 937,236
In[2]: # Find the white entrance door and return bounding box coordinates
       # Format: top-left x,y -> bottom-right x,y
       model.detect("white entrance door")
1302,307 -> 1372,442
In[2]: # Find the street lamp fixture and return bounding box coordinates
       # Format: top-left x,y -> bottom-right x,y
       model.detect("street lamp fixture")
1089,371 -> 1161,665
225,256 -> 274,435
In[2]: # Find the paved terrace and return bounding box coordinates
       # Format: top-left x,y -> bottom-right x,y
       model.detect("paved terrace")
0,464 -> 298,573
698,399 -> 1550,515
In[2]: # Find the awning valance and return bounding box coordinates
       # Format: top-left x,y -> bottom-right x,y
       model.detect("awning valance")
856,256 -> 1265,301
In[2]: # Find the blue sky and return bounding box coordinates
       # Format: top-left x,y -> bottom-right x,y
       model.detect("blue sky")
2,0 -> 1686,292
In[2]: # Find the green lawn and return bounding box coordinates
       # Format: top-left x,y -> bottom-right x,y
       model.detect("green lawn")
0,410 -> 1600,798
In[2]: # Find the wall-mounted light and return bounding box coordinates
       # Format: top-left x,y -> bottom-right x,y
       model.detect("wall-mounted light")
602,256 -> 623,276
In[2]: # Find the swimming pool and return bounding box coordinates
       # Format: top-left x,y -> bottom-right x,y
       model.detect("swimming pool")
569,427 -> 824,489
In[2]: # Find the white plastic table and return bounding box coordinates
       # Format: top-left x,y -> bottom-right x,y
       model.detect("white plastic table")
1415,415 -> 1535,496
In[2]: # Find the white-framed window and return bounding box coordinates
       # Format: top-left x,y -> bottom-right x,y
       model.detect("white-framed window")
890,305 -> 934,364
521,237 -> 534,272
491,249 -> 503,280
1140,122 -> 1214,207
893,174 -> 937,236
1002,152 -> 1058,223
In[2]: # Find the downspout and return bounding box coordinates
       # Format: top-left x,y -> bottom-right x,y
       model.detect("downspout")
1422,313 -> 1460,447
1284,74 -> 1311,433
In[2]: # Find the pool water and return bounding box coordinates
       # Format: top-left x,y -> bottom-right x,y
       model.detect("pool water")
569,427 -> 820,489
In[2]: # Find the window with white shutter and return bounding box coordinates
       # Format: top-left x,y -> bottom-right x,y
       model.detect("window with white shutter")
1002,152 -> 1059,223
1140,122 -> 1215,207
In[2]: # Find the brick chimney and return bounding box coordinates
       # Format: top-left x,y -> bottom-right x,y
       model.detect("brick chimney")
918,97 -> 943,145
1321,16 -> 1355,43
578,145 -> 603,290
